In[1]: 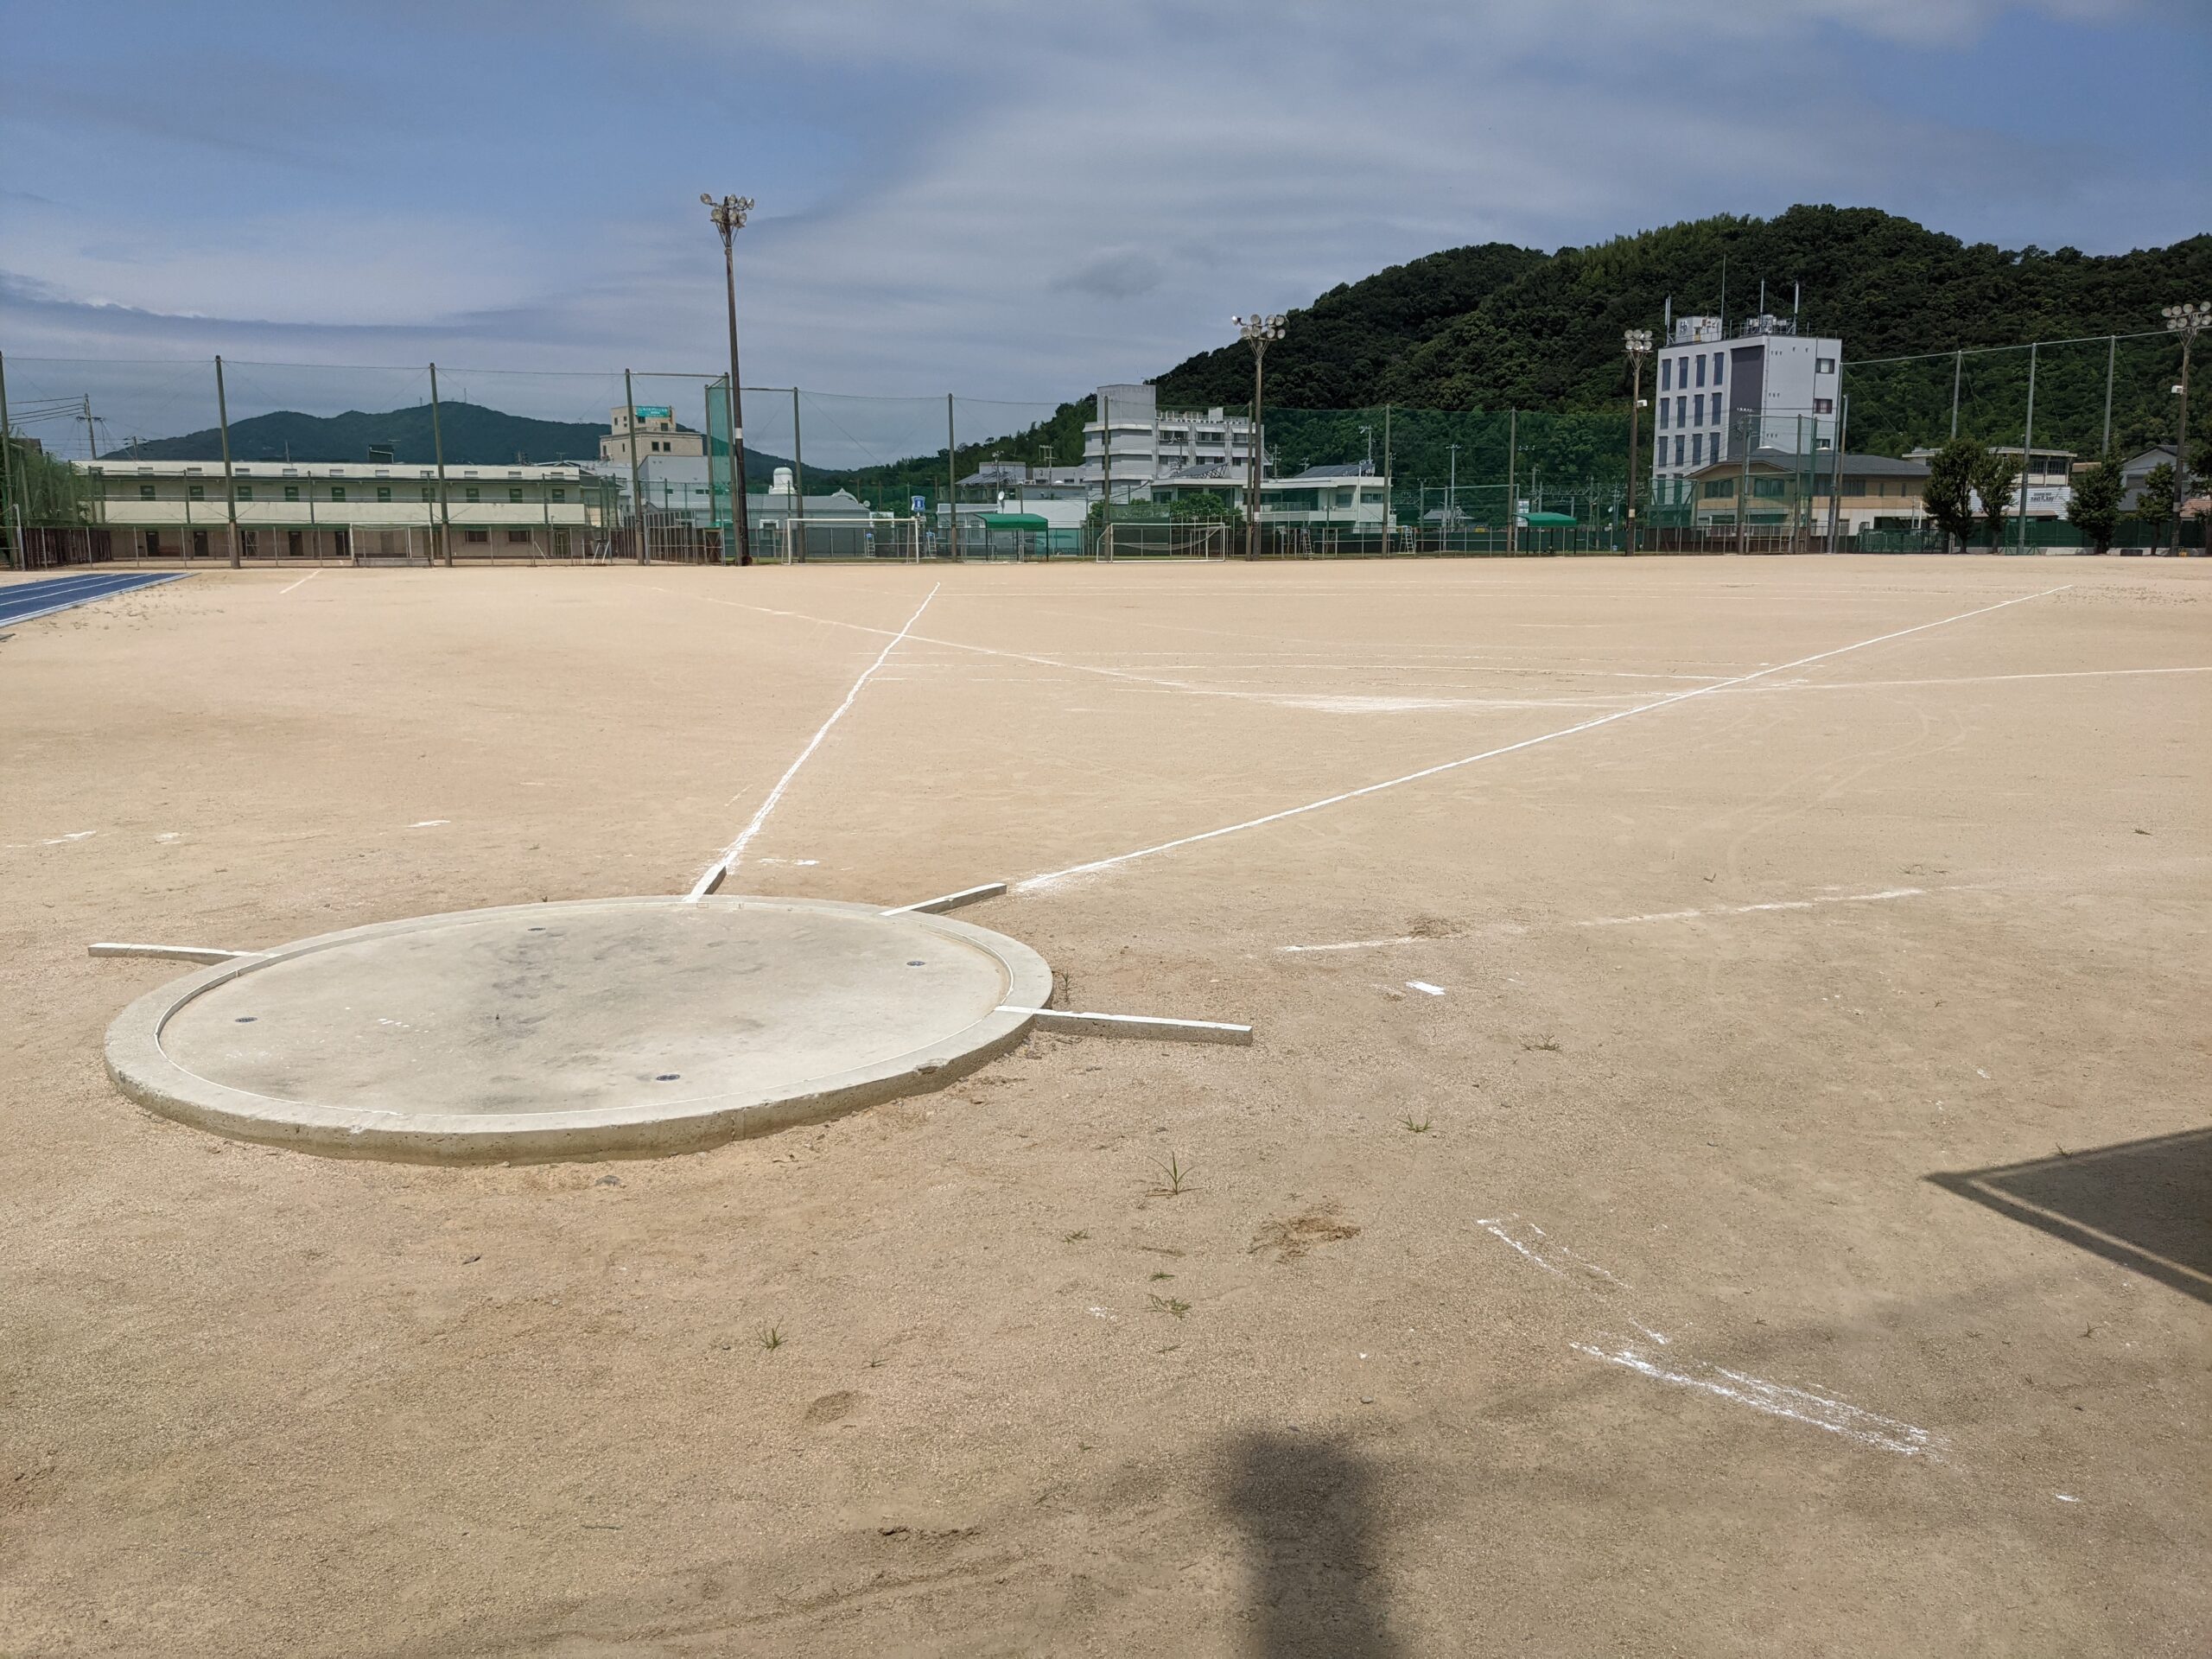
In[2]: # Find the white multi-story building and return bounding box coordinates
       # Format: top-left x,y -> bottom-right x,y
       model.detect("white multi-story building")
1652,315 -> 1840,499
1083,383 -> 1255,495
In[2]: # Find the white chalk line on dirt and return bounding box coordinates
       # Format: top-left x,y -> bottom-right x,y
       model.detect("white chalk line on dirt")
1737,664 -> 2210,695
686,584 -> 939,900
1014,585 -> 2071,893
278,569 -> 321,595
651,586 -> 1639,715
1275,883 -> 1988,952
1475,1215 -> 1939,1459
1576,886 -> 1933,927
1572,1344 -> 1942,1459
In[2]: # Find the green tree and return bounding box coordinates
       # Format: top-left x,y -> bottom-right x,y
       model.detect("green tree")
2067,454 -> 2125,553
1166,490 -> 1238,524
2136,461 -> 2176,542
1975,450 -> 2020,547
1923,437 -> 1982,550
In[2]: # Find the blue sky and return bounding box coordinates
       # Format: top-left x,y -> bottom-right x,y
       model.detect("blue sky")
2,0 -> 2206,457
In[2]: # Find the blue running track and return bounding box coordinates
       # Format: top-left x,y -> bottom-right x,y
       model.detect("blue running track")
0,570 -> 190,627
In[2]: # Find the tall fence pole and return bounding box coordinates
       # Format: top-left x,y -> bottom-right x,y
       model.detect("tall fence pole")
2173,325 -> 2194,559
725,378 -> 744,564
2102,335 -> 2116,456
1505,407 -> 1517,555
945,392 -> 957,561
429,362 -> 453,567
214,355 -> 241,568
791,385 -> 805,563
1950,350 -> 1962,438
1098,391 -> 1110,558
1381,403 -> 1392,552
0,347 -> 20,569
1823,358 -> 1844,550
623,368 -> 646,565
2018,341 -> 2037,554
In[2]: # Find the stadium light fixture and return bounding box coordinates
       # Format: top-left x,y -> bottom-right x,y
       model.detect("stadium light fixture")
1231,313 -> 1286,560
703,193 -> 757,566
1624,328 -> 1655,556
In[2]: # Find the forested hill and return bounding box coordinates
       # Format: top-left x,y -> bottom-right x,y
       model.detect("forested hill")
1154,207 -> 2212,456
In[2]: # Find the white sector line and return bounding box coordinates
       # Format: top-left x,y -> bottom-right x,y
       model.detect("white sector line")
687,584 -> 940,900
1014,584 -> 2071,893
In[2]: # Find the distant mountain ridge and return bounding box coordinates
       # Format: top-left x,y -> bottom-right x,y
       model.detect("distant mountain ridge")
104,401 -> 793,479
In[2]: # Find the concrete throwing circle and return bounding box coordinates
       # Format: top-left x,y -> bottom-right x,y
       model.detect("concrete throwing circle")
105,895 -> 1051,1162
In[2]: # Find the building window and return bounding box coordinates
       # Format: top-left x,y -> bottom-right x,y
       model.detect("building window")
551,487 -> 566,502
1712,353 -> 1724,384
422,486 -> 436,501
283,485 -> 300,502
1692,434 -> 1704,466
1694,355 -> 1707,388
509,487 -> 524,503
1694,394 -> 1704,425
507,529 -> 531,543
1713,399 -> 1724,428
330,486 -> 346,501
1658,398 -> 1670,429
188,484 -> 205,501
1816,357 -> 1835,375
237,485 -> 253,500
1660,359 -> 1672,391
464,528 -> 490,543
1676,397 -> 1687,427
377,486 -> 392,502
1814,397 -> 1834,415
465,486 -> 480,502
1673,436 -> 1684,467
1702,478 -> 1735,499
139,483 -> 156,500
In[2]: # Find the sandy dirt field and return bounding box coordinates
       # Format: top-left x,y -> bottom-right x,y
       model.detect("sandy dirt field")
3,555 -> 2207,1656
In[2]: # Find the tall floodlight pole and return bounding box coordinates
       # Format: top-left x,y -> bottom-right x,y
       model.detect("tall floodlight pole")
1232,313 -> 1285,560
702,193 -> 756,567
2164,302 -> 2209,556
1623,328 -> 1653,556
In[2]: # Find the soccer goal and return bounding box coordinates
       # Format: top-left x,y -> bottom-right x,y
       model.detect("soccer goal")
1096,519 -> 1229,562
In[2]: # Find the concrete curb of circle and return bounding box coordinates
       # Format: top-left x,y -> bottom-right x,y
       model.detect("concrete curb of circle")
104,894 -> 1052,1165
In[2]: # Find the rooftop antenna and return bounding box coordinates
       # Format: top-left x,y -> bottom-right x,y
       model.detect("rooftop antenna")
1664,295 -> 1672,334
1758,278 -> 1766,318
1719,256 -> 1727,329
1793,281 -> 1801,322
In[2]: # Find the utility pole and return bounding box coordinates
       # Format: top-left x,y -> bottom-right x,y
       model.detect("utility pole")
1624,328 -> 1653,555
214,356 -> 240,568
2164,302 -> 2209,556
702,193 -> 755,565
81,397 -> 99,467
429,362 -> 454,567
1232,313 -> 1284,560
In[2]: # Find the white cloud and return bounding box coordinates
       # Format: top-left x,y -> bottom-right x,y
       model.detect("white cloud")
0,0 -> 2199,449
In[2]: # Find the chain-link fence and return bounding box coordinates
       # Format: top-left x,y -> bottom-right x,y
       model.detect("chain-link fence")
3,332 -> 2202,569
